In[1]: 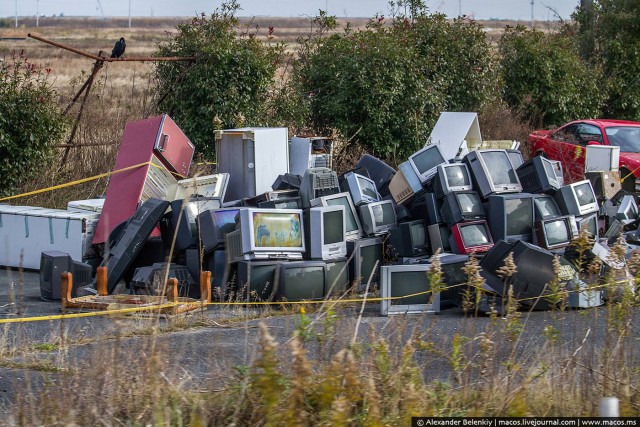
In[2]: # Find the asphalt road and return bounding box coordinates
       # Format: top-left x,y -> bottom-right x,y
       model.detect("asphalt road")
0,268 -> 638,412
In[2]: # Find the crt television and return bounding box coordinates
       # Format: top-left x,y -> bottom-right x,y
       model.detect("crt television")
299,167 -> 340,208
306,205 -> 347,260
534,195 -> 561,221
169,197 -> 222,251
433,163 -> 473,199
40,251 -> 93,300
380,264 -> 441,315
440,190 -> 485,227
553,180 -> 599,217
616,195 -> 639,224
516,156 -> 564,194
464,149 -> 522,198
506,149 -> 524,169
347,237 -> 383,292
257,197 -> 301,209
275,261 -> 326,301
533,215 -> 576,251
236,260 -> 279,302
487,193 -> 535,243
359,200 -> 397,236
428,223 -> 452,253
342,171 -> 381,206
198,208 -> 240,253
226,208 -> 305,261
408,144 -> 446,184
575,213 -> 599,238
311,192 -> 363,241
450,220 -> 494,255
388,220 -> 429,257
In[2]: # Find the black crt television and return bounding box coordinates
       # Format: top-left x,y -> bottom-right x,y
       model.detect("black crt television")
237,260 -> 280,301
197,208 -> 240,254
409,193 -> 443,226
169,198 -> 222,251
440,190 -> 485,227
516,155 -> 564,194
130,263 -> 198,299
101,198 -> 170,294
487,193 -> 535,243
575,213 -> 599,238
203,249 -> 230,300
257,197 -> 302,209
463,149 -> 522,198
380,264 -> 441,315
433,163 -> 473,199
533,215 -> 576,251
439,253 -> 469,307
534,194 -> 562,221
553,180 -> 599,217
275,261 -> 326,301
388,220 -> 429,257
347,237 -> 384,292
40,251 -> 93,300
428,223 -> 452,253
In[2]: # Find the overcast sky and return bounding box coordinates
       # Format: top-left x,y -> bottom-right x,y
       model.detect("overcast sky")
2,1 -> 580,21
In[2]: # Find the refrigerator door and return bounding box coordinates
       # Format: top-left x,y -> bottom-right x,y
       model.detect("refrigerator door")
243,137 -> 257,197
154,115 -> 195,177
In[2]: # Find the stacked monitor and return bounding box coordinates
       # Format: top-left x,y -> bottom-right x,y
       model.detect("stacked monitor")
464,149 -> 522,198
359,200 -> 397,236
533,215 -> 576,251
487,193 -> 535,243
306,206 -> 347,260
380,264 -> 441,315
450,220 -> 494,255
516,156 -> 564,193
408,144 -> 446,184
433,163 -> 473,198
312,192 -> 363,241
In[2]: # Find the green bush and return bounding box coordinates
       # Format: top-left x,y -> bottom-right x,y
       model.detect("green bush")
0,52 -> 68,197
499,26 -> 604,127
154,1 -> 283,157
292,10 -> 496,160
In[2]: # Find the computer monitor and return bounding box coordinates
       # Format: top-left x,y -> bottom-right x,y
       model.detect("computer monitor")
237,260 -> 279,301
516,156 -> 564,194
554,180 -> 599,217
440,191 -> 485,227
257,197 -> 302,209
311,192 -> 363,241
487,193 -> 535,243
388,220 -> 429,257
533,215 -> 575,251
299,167 -> 340,208
347,237 -> 383,291
534,195 -> 561,221
408,144 -> 446,184
410,193 -> 443,226
450,220 -> 494,255
428,223 -> 452,253
575,213 -> 599,238
506,149 -> 524,169
464,149 -> 522,198
342,172 -> 381,206
170,197 -> 222,251
275,261 -> 326,301
40,251 -> 93,300
306,205 -> 347,260
616,195 -> 639,224
433,163 -> 473,199
359,200 -> 397,236
198,208 -> 240,253
355,154 -> 396,197
226,208 -> 305,261
380,265 -> 441,315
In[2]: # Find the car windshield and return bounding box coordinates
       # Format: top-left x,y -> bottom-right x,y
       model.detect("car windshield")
605,126 -> 640,152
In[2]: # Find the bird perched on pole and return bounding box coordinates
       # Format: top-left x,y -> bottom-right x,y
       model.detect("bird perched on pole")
110,37 -> 126,59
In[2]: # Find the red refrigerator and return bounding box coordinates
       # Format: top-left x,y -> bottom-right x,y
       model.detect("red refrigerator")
93,115 -> 195,244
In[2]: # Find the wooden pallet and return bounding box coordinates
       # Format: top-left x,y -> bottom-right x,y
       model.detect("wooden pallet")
60,268 -> 211,316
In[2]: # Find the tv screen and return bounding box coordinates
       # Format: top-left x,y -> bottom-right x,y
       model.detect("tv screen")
390,271 -> 431,305
252,211 -> 303,248
281,266 -> 325,300
357,175 -> 379,201
480,150 -> 519,187
460,223 -> 491,247
544,218 -> 571,246
214,209 -> 240,240
323,209 -> 344,244
410,222 -> 426,247
327,195 -> 359,234
446,164 -> 471,188
361,243 -> 382,284
372,202 -> 396,227
574,182 -> 596,206
577,215 -> 598,237
507,150 -> 524,168
535,197 -> 560,218
542,159 -> 557,182
412,145 -> 445,176
457,192 -> 483,215
506,198 -> 533,236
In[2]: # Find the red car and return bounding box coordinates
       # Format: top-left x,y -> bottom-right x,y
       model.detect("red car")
529,119 -> 640,192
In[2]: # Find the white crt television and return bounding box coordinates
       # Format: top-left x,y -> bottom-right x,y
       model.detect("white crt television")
308,205 -> 347,260
408,144 -> 446,184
